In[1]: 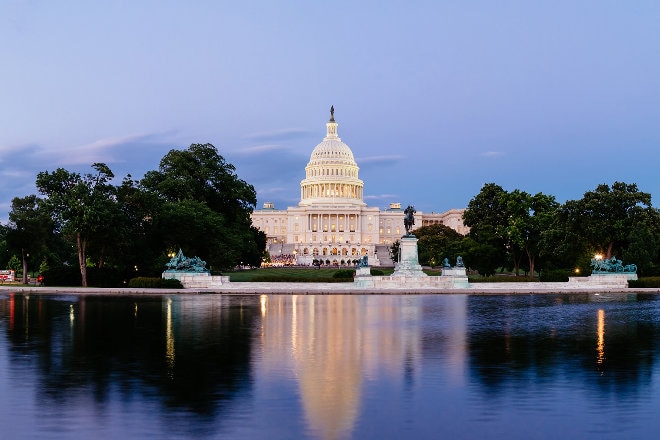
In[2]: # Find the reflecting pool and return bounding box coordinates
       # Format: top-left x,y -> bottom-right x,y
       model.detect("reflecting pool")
1,292 -> 660,439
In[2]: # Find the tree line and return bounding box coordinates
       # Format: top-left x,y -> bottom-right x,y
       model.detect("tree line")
0,144 -> 266,286
394,181 -> 660,278
3,144 -> 658,286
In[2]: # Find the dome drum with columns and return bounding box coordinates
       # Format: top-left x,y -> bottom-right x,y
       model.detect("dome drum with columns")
250,108 -> 467,267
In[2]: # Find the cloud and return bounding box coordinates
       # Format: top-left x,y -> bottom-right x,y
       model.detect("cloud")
0,131 -> 181,222
243,128 -> 311,142
364,193 -> 398,199
356,155 -> 404,165
482,151 -> 505,157
0,143 -> 41,163
255,186 -> 290,197
40,132 -> 176,166
233,144 -> 286,155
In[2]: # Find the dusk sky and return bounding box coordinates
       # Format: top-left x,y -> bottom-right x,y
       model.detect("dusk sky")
2,1 -> 659,223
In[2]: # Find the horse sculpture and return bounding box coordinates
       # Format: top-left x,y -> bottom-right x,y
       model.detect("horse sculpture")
590,256 -> 637,274
403,205 -> 416,236
165,249 -> 209,273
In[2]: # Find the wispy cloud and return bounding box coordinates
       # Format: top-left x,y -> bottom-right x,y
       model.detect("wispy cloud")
357,155 -> 404,165
364,193 -> 399,201
234,144 -> 286,155
243,128 -> 311,142
0,143 -> 41,163
482,151 -> 505,157
41,132 -> 173,166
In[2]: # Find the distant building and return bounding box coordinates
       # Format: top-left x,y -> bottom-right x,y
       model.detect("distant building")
250,109 -> 467,266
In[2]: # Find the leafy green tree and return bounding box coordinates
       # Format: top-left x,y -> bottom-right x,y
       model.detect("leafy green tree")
557,182 -> 654,260
463,183 -> 509,275
106,175 -> 162,276
0,224 -> 9,270
461,227 -> 501,276
141,144 -> 263,270
6,254 -> 21,273
141,143 -> 256,222
413,224 -> 464,267
465,183 -> 560,276
6,195 -> 53,283
36,163 -> 118,287
621,208 -> 660,275
505,191 -> 559,276
390,240 -> 400,263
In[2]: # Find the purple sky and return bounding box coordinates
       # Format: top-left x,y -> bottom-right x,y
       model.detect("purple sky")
1,1 -> 659,223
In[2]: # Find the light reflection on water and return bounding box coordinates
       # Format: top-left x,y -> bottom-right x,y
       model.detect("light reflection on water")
0,292 -> 659,439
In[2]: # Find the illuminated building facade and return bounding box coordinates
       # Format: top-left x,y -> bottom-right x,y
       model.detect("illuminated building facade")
250,109 -> 467,266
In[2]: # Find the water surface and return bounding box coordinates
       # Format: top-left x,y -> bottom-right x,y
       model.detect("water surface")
1,292 -> 659,439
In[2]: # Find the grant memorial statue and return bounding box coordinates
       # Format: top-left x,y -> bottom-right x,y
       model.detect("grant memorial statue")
392,204 -> 425,278
403,205 -> 416,236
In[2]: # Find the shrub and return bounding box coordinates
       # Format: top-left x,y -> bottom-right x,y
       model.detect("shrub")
42,266 -> 82,286
128,277 -> 183,288
629,277 -> 660,288
41,266 -> 127,287
87,267 -> 123,287
539,269 -> 573,282
370,269 -> 385,276
333,269 -> 355,279
469,275 -> 539,283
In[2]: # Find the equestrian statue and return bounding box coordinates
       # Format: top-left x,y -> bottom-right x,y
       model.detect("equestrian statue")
403,205 -> 416,236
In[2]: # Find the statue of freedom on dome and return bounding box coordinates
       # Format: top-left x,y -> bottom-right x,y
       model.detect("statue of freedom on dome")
330,105 -> 335,120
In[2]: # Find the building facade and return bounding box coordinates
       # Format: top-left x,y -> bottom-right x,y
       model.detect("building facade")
250,109 -> 467,266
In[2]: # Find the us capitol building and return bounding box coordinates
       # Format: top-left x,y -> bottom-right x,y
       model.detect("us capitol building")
250,108 -> 467,266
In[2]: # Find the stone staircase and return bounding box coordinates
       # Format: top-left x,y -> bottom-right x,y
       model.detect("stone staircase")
375,245 -> 394,267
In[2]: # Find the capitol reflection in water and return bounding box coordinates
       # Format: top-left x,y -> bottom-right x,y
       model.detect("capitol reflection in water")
255,295 -> 468,439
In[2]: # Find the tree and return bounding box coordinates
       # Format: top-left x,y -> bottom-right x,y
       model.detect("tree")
463,183 -> 509,275
504,191 -> 559,276
621,208 -> 660,275
390,240 -> 400,264
461,227 -> 501,276
413,224 -> 464,267
6,195 -> 53,283
141,144 -> 263,270
557,182 -> 654,260
0,224 -> 10,270
463,183 -> 559,276
36,163 -> 118,287
141,143 -> 256,223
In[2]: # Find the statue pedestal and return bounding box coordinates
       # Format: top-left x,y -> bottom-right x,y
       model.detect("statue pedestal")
392,236 -> 426,278
162,271 -> 229,288
354,266 -> 374,287
441,267 -> 469,288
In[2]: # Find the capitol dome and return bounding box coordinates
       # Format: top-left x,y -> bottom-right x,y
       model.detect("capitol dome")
299,107 -> 365,207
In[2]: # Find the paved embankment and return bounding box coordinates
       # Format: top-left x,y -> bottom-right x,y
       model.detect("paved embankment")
2,283 -> 660,295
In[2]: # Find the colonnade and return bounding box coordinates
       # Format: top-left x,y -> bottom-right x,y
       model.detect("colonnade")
300,183 -> 362,201
306,213 -> 360,234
